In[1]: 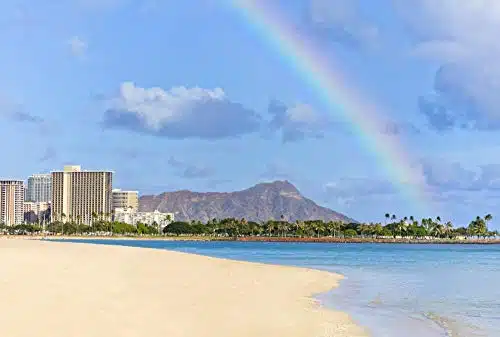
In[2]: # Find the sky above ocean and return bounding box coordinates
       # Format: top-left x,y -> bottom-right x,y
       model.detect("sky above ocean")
1,0 -> 500,228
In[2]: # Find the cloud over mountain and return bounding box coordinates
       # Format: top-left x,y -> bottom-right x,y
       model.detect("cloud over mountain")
167,156 -> 215,179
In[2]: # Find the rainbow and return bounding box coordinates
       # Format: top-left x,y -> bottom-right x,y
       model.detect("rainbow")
231,0 -> 430,213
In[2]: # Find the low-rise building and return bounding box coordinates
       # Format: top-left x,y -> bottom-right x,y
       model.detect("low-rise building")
112,189 -> 139,211
114,207 -> 174,230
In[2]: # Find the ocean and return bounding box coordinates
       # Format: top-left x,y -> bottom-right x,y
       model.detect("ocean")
59,239 -> 500,337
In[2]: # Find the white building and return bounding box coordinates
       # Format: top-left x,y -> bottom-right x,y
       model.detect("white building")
114,208 -> 174,230
26,174 -> 51,203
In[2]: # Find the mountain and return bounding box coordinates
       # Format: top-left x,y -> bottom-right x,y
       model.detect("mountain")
139,180 -> 356,223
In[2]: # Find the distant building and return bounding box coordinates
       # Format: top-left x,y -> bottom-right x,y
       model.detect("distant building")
51,165 -> 113,225
114,208 -> 174,230
24,201 -> 51,224
26,174 -> 51,202
112,189 -> 139,211
0,180 -> 25,225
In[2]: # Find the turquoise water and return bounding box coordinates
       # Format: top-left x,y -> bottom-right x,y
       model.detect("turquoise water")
60,240 -> 500,336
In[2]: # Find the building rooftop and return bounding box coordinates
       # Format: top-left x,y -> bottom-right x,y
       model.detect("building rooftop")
51,165 -> 114,173
0,180 -> 25,184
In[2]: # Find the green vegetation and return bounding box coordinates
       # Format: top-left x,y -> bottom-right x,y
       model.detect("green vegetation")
0,220 -> 159,236
161,214 -> 498,239
1,214 -> 498,240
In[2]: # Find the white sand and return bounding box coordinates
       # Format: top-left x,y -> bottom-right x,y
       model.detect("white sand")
0,238 -> 367,337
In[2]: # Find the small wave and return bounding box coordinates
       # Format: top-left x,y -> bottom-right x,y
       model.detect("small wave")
423,311 -> 486,337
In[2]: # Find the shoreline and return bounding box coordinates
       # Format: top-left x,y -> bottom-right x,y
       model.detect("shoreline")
13,234 -> 500,244
0,237 -> 368,337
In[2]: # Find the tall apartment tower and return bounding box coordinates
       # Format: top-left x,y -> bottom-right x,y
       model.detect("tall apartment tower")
51,165 -> 113,225
26,173 -> 52,202
112,189 -> 139,211
0,180 -> 25,225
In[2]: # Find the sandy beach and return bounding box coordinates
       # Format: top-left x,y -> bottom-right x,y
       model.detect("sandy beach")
0,238 -> 366,337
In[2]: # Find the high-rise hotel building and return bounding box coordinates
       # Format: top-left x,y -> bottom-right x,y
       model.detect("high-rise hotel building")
26,173 -> 51,202
112,189 -> 139,211
51,165 -> 113,225
0,180 -> 25,225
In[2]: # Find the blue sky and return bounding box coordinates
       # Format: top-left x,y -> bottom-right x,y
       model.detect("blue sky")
2,0 -> 500,228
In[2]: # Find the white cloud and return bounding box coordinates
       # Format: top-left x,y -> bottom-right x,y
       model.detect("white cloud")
109,82 -> 225,130
398,0 -> 500,123
103,82 -> 262,139
267,100 -> 329,142
68,36 -> 87,57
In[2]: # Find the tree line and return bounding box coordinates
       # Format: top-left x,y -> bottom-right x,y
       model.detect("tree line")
163,214 -> 498,238
0,214 -> 498,239
0,220 -> 160,236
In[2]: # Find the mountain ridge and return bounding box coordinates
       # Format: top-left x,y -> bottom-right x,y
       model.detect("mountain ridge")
139,180 -> 356,223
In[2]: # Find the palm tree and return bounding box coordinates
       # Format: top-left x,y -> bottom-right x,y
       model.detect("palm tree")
165,214 -> 172,225
431,223 -> 444,238
277,221 -> 288,237
312,221 -> 324,238
76,215 -> 83,234
266,222 -> 275,237
61,213 -> 66,234
445,221 -> 453,232
396,221 -> 408,237
385,213 -> 390,225
294,220 -> 300,234
391,214 -> 397,222
296,220 -> 306,237
333,221 -> 342,238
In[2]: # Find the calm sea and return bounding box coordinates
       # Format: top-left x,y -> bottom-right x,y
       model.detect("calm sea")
59,239 -> 500,337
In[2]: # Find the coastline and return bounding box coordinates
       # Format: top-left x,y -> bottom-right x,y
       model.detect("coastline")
16,234 -> 500,244
0,237 -> 368,337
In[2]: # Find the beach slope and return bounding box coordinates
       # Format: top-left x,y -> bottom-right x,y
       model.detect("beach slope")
0,239 -> 366,337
